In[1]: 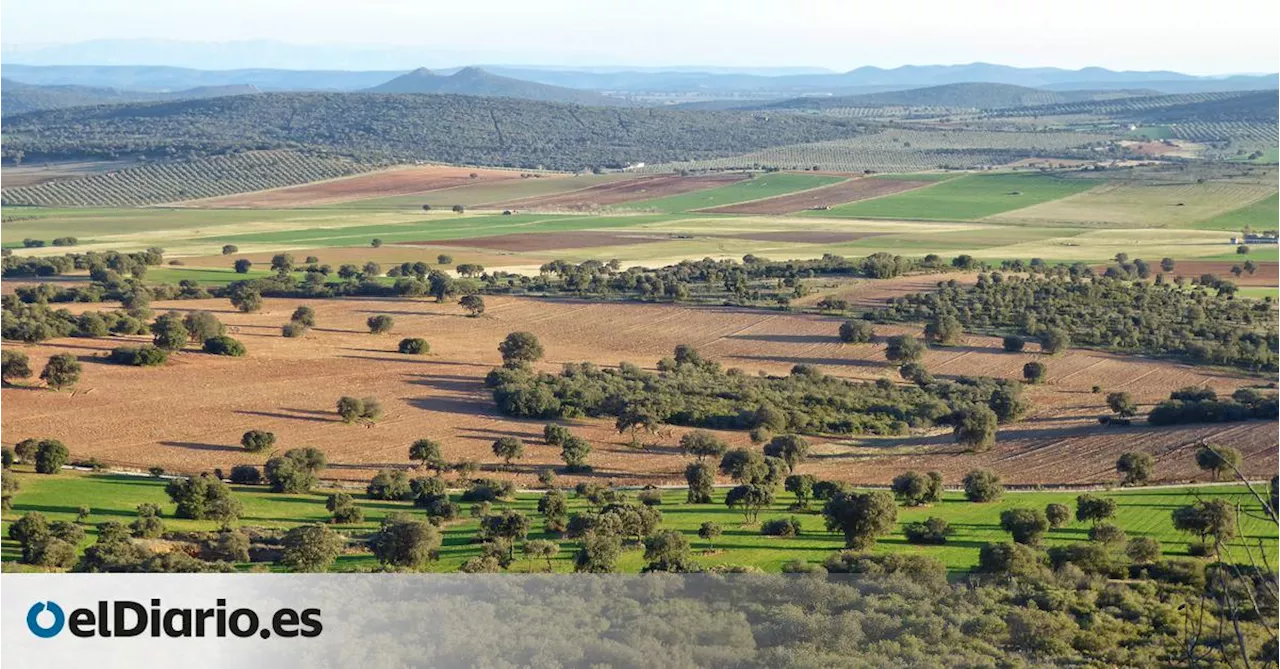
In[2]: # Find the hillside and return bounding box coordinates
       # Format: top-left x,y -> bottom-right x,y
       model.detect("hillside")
765,83 -> 1153,110
1131,90 -> 1279,123
0,79 -> 257,115
0,92 -> 863,170
366,67 -> 631,106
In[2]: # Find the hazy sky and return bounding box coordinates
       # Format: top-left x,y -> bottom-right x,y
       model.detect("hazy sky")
3,0 -> 1277,73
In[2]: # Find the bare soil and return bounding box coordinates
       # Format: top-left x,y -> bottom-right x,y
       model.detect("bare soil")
3,294 -> 1271,488
492,174 -> 746,211
1160,260 -> 1278,287
700,178 -> 928,215
186,166 -> 529,208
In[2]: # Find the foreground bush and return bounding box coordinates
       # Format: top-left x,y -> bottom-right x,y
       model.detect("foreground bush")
108,345 -> 169,366
202,336 -> 246,356
398,338 -> 429,354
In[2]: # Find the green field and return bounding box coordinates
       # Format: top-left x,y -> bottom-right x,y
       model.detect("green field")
1191,193 -> 1280,232
618,173 -> 845,213
3,470 -> 1273,573
810,173 -> 1096,221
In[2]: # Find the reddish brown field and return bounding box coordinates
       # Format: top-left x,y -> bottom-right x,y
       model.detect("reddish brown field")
492,174 -> 746,211
3,295 -> 1272,488
183,246 -> 532,271
1164,260 -> 1278,287
185,166 -> 530,208
700,178 -> 928,214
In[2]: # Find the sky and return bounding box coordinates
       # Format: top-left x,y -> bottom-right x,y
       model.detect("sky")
3,0 -> 1278,74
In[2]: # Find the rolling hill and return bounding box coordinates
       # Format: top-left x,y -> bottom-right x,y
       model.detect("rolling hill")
764,83 -> 1154,110
1131,90 -> 1279,123
0,79 -> 258,115
365,67 -> 632,106
0,92 -> 863,170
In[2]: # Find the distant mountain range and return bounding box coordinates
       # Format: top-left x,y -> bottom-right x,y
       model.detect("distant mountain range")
0,78 -> 258,116
759,83 -> 1157,110
364,67 -> 631,105
4,62 -> 1276,98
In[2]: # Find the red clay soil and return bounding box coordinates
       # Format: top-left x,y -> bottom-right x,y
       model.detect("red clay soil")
4,294 -> 1273,487
1163,260 -> 1278,287
187,165 -> 528,208
492,174 -> 747,211
700,178 -> 928,215
408,231 -> 667,252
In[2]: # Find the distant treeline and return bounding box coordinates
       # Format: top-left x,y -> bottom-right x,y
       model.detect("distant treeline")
869,268 -> 1278,372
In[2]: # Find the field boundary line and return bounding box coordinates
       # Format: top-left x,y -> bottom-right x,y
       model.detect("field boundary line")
688,176 -> 855,213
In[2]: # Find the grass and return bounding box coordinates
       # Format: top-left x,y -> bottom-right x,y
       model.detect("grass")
810,173 -> 1096,221
3,469 -> 1274,573
1191,194 -> 1280,232
618,173 -> 845,213
990,182 -> 1278,229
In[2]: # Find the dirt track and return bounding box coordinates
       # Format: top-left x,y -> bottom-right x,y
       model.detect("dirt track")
3,295 -> 1272,487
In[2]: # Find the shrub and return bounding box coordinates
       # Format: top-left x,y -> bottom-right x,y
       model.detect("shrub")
1116,451 -> 1154,486
264,448 -> 327,493
280,524 -> 346,572
367,469 -> 413,501
228,465 -> 262,485
290,306 -> 316,327
336,396 -> 382,424
1021,361 -> 1046,384
560,435 -> 592,472
202,336 -> 246,357
891,470 -> 940,507
34,439 -> 69,474
821,490 -> 896,549
1088,522 -> 1127,546
1040,327 -> 1069,354
1000,507 -> 1049,545
636,489 -> 664,506
1194,443 -> 1242,481
108,345 -> 169,366
903,517 -> 951,544
182,311 -> 225,342
234,259 -> 252,273
499,331 -> 545,367
1106,391 -> 1138,417
884,335 -> 924,363
977,542 -> 1048,578
40,353 -> 82,390
953,405 -> 998,452
239,430 -> 276,453
762,434 -> 809,468
1045,503 -> 1070,528
1075,494 -> 1117,524
963,470 -> 1003,502
165,473 -> 241,522
837,320 -> 873,344
760,516 -> 803,537
1002,335 -> 1025,352
678,430 -> 729,460
398,338 -> 429,354
2,350 -> 32,385
543,424 -> 571,446
366,315 -> 394,334
491,437 -> 524,466
281,322 -> 309,338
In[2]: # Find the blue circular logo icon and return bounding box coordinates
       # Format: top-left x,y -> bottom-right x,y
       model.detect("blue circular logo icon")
27,601 -> 65,638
